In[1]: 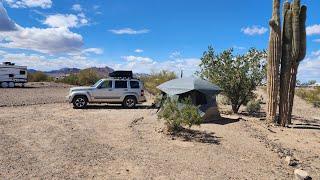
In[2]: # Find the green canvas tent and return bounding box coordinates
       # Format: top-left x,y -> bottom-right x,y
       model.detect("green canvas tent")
157,78 -> 222,123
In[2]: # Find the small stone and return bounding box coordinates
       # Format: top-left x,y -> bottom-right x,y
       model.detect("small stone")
294,169 -> 312,180
285,156 -> 298,166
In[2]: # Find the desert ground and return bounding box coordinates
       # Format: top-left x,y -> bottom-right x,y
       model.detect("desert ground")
0,83 -> 319,179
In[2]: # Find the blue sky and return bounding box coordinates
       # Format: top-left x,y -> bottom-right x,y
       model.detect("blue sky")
0,0 -> 319,82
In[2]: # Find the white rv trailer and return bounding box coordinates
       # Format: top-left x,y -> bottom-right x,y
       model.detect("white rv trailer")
0,62 -> 27,88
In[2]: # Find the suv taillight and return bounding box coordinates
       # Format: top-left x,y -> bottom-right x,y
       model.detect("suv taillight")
141,89 -> 144,96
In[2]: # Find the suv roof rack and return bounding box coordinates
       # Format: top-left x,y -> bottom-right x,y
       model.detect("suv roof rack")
109,70 -> 133,79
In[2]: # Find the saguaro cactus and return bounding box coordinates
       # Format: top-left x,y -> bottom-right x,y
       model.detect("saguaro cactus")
267,0 -> 307,126
287,4 -> 307,123
279,0 -> 307,126
279,1 -> 293,126
266,0 -> 281,123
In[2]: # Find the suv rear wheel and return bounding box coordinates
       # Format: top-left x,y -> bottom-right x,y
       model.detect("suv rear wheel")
73,96 -> 88,109
123,96 -> 137,108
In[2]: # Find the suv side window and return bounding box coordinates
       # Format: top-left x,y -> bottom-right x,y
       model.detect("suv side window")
130,81 -> 140,89
100,80 -> 112,89
115,81 -> 127,88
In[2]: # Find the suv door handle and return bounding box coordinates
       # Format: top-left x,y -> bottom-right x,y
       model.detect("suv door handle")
124,89 -> 128,91
108,89 -> 113,91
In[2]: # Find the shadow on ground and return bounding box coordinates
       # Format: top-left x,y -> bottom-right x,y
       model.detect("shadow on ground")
84,104 -> 157,110
171,128 -> 221,145
204,117 -> 240,125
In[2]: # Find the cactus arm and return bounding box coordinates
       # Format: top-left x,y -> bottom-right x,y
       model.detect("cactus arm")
298,5 -> 307,62
292,0 -> 301,61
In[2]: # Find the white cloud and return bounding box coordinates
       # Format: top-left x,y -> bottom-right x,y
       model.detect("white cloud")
82,48 -> 103,55
43,13 -> 89,28
4,0 -> 52,9
0,26 -> 84,54
298,51 -> 320,81
0,52 -> 106,71
233,45 -> 246,50
122,56 -> 153,63
0,3 -> 94,55
241,26 -> 268,36
306,24 -> 320,36
170,51 -> 181,59
44,14 -> 79,28
0,2 -> 17,31
313,39 -> 320,43
311,50 -> 320,56
117,55 -> 200,76
71,4 -> 82,12
134,49 -> 143,53
109,28 -> 150,35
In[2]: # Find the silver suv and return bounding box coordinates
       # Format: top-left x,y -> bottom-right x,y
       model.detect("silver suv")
67,78 -> 146,109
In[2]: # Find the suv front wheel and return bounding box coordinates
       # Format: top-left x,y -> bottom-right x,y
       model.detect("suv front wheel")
123,96 -> 137,108
73,96 -> 88,109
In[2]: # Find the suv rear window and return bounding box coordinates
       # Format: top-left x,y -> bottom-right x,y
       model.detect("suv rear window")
115,81 -> 127,88
130,81 -> 140,89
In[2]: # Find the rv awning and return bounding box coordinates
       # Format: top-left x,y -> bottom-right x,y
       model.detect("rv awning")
157,77 -> 221,96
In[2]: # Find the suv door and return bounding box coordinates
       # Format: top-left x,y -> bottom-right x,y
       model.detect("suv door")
114,80 -> 129,101
91,80 -> 113,102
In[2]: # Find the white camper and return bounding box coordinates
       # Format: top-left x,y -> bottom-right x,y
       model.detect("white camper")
0,62 -> 28,88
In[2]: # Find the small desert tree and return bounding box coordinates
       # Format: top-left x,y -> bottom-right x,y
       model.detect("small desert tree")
78,69 -> 99,86
198,47 -> 266,113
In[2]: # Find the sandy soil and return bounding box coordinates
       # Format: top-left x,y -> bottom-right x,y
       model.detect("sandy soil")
0,84 -> 319,179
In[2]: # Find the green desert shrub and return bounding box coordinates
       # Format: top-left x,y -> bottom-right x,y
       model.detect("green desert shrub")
28,71 -> 51,82
140,70 -> 176,95
158,97 -> 202,132
57,74 -> 79,85
246,100 -> 261,115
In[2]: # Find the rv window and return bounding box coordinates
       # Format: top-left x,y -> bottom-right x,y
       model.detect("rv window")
9,74 -> 14,78
130,81 -> 140,89
115,81 -> 127,88
20,71 -> 26,75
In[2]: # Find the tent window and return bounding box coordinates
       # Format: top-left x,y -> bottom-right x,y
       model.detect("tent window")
178,91 -> 207,105
195,92 -> 207,105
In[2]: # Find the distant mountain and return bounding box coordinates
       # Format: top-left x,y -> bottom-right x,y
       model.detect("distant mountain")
27,69 -> 38,73
28,66 -> 115,78
45,68 -> 81,77
88,67 -> 114,78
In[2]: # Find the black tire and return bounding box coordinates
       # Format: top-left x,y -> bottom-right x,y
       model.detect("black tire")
123,96 -> 137,108
72,96 -> 88,109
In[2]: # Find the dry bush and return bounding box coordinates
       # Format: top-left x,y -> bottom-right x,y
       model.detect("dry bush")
140,70 -> 176,95
296,87 -> 320,108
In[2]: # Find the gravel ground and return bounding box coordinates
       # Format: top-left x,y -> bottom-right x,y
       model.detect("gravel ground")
0,82 -> 72,107
0,84 -> 319,179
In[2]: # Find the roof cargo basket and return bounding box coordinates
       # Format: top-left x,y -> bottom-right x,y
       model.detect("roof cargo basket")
3,62 -> 15,66
109,71 -> 133,79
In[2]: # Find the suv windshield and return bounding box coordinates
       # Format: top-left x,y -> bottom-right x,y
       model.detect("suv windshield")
92,79 -> 103,87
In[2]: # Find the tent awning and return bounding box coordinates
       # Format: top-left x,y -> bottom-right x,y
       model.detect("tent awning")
157,77 -> 221,96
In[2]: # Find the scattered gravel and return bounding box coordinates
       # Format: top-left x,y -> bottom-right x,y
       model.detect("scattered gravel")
0,82 -> 72,107
0,85 -> 319,179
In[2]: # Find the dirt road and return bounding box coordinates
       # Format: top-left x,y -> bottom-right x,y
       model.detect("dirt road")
0,84 -> 319,179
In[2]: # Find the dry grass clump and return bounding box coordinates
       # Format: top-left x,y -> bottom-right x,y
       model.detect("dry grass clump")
296,87 -> 320,108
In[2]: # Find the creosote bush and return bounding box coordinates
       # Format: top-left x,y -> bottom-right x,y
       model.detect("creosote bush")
158,97 -> 202,132
28,71 -> 52,82
246,100 -> 262,115
198,46 -> 266,113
